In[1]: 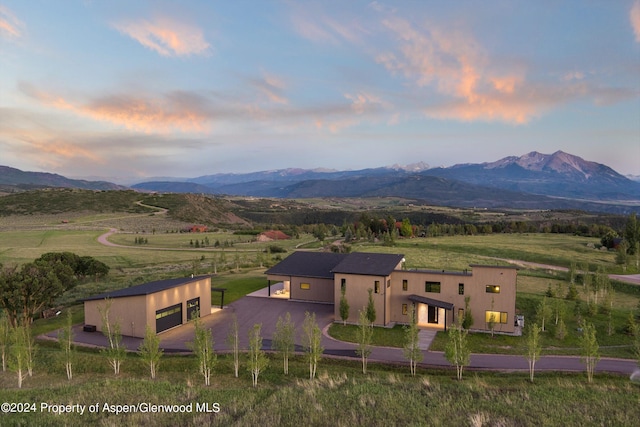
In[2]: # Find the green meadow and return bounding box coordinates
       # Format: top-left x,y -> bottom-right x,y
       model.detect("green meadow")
0,351 -> 638,427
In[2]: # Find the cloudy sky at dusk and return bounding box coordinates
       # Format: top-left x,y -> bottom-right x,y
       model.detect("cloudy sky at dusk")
1,1 -> 639,182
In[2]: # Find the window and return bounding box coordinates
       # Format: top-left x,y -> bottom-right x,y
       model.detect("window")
402,304 -> 408,315
458,283 -> 464,295
374,281 -> 380,294
458,308 -> 464,321
300,283 -> 310,290
486,285 -> 501,294
425,281 -> 441,293
156,303 -> 181,319
387,279 -> 391,288
341,278 -> 346,292
485,311 -> 508,324
402,279 -> 408,291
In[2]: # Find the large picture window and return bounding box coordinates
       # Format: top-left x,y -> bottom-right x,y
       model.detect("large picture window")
485,311 -> 508,324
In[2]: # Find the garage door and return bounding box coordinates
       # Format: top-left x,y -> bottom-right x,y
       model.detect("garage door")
156,303 -> 182,333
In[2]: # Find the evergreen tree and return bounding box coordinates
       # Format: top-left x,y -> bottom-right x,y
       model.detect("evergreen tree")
339,286 -> 350,325
462,296 -> 474,330
365,288 -> 376,325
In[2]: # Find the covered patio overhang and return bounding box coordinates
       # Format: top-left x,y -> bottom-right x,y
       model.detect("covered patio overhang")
408,295 -> 454,331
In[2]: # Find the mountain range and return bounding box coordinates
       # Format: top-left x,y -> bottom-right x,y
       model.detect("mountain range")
2,151 -> 639,214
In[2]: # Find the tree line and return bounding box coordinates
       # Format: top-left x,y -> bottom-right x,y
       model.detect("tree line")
0,252 -> 109,327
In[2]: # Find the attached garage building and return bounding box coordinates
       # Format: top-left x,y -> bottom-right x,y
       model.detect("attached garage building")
83,275 -> 212,338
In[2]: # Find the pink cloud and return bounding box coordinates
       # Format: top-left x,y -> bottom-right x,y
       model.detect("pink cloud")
113,17 -> 210,57
19,82 -> 212,133
0,5 -> 24,39
377,17 -> 546,124
631,1 -> 640,42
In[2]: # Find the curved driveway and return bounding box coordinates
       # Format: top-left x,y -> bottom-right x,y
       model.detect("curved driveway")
89,232 -> 640,374
62,295 -> 638,376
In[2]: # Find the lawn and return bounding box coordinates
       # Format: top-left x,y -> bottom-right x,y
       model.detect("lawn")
355,233 -> 619,273
328,324 -> 407,348
0,350 -> 638,426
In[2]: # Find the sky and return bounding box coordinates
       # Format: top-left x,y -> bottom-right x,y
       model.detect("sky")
1,1 -> 639,182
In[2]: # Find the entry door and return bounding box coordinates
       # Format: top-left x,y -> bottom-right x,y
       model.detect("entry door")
187,297 -> 200,321
427,305 -> 438,324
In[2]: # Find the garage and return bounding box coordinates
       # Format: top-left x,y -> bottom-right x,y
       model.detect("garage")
83,275 -> 213,338
156,303 -> 183,333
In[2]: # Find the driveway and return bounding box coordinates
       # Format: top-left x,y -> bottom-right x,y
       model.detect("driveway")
56,294 -> 639,376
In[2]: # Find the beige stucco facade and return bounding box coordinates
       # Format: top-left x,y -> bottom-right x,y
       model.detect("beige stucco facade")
334,265 -> 516,332
83,276 -> 212,338
268,274 -> 334,303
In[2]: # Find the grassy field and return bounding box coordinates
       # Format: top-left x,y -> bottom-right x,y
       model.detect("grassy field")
1,222 -> 638,359
0,349 -> 638,426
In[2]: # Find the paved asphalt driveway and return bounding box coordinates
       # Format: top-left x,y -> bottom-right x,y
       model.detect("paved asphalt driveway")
58,294 -> 639,376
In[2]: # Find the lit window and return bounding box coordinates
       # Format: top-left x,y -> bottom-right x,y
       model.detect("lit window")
485,311 -> 508,324
402,304 -> 408,315
486,285 -> 500,294
425,281 -> 441,293
458,283 -> 464,295
402,280 -> 408,291
300,283 -> 310,290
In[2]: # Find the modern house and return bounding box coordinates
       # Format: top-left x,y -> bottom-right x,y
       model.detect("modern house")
83,275 -> 212,338
266,252 -> 517,333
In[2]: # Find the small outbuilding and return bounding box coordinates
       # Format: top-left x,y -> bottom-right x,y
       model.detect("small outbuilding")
82,275 -> 212,338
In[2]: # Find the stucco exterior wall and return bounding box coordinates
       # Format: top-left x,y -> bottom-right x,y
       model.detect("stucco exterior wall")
83,295 -> 147,338
146,277 -> 212,331
83,277 -> 213,338
334,273 -> 392,326
289,276 -> 334,303
388,266 -> 516,333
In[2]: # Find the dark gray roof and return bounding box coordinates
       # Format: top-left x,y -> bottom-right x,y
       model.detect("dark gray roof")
265,252 -> 349,279
82,275 -> 210,301
408,294 -> 454,310
332,252 -> 405,276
